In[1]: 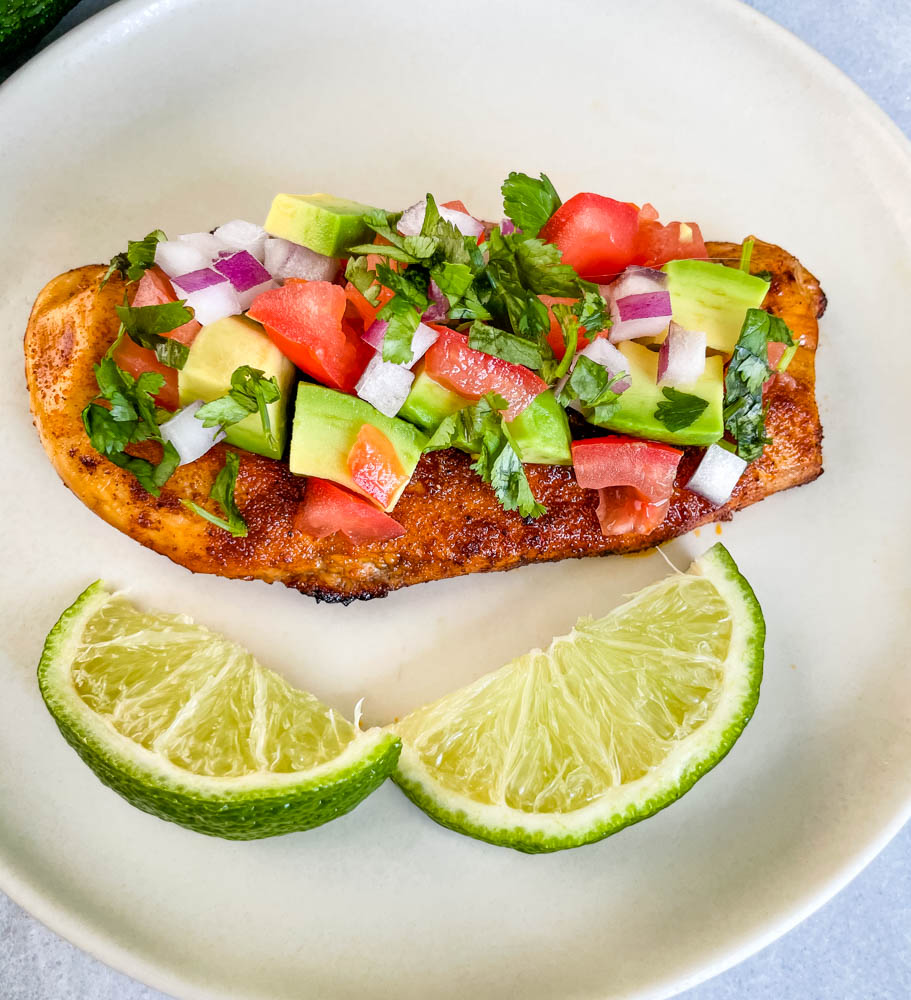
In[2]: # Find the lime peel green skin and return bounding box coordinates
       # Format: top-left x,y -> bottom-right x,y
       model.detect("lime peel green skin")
392,544 -> 765,853
38,583 -> 401,840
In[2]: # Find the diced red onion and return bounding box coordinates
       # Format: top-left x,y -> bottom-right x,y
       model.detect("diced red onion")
422,279 -> 449,322
158,400 -> 225,465
657,322 -> 706,386
172,270 -> 241,325
500,218 -> 517,236
398,198 -> 485,238
171,268 -> 226,294
360,320 -> 438,368
685,444 -> 748,506
177,232 -> 224,259
610,265 -> 668,300
263,237 -> 341,284
154,240 -> 211,278
213,220 -> 268,262
361,320 -> 388,351
609,291 -> 672,343
355,353 -> 415,417
213,251 -> 275,309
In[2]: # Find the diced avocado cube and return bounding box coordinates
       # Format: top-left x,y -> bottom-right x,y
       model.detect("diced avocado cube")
507,390 -> 572,465
594,341 -> 723,446
264,193 -> 378,258
289,384 -> 427,511
398,363 -> 469,432
665,260 -> 769,356
178,315 -> 295,460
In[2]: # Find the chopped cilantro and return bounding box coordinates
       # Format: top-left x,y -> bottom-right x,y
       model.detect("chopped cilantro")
556,355 -> 628,424
115,300 -> 194,370
724,307 -> 795,461
654,387 -> 709,432
378,296 -> 422,364
547,305 -> 580,382
103,230 -> 167,286
195,366 -> 281,448
425,394 -> 546,518
468,321 -> 543,370
574,289 -> 611,335
513,238 -> 579,296
431,261 -> 473,303
81,357 -> 179,496
501,172 -> 561,237
182,450 -> 247,537
344,256 -> 381,305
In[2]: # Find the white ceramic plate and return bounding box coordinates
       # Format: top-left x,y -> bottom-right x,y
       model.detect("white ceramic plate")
1,1 -> 909,997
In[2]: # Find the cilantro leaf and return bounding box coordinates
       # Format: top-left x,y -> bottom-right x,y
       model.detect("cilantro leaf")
81,357 -> 178,496
425,394 -> 545,519
501,172 -> 561,237
468,321 -> 543,370
548,305 -> 580,382
379,296 -> 422,365
654,387 -> 709,432
556,355 -> 628,424
374,261 -> 429,311
196,366 -> 281,447
182,451 -> 247,537
115,300 -> 194,370
345,256 -> 381,305
485,229 -> 551,342
574,289 -> 611,335
430,261 -> 473,303
513,238 -> 579,296
103,229 -> 167,285
724,308 -> 795,461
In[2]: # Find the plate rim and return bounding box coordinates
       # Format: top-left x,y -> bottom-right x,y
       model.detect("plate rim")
1,0 -> 910,998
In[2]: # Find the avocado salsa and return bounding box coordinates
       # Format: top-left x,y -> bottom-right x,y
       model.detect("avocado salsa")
86,173 -> 795,542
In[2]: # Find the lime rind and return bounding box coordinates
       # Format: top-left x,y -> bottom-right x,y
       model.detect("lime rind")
38,583 -> 400,839
392,543 -> 765,853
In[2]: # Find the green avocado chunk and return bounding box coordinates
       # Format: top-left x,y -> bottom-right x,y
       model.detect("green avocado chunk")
264,193 -> 378,258
398,363 -> 468,432
178,315 -> 296,460
507,390 -> 572,465
289,384 -> 427,511
665,259 -> 769,356
592,341 -> 723,447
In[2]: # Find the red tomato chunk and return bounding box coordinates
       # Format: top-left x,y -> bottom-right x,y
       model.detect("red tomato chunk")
248,281 -> 372,393
293,478 -> 405,543
424,329 -> 546,421
347,424 -> 408,509
572,435 -> 682,502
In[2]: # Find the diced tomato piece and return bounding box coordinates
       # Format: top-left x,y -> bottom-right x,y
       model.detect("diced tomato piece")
424,329 -> 546,421
595,487 -> 670,536
633,219 -> 706,268
766,341 -> 787,369
112,266 -> 201,410
572,435 -> 683,502
344,281 -> 394,331
539,193 -> 640,281
347,424 -> 408,509
539,294 -> 592,359
441,199 -> 471,214
293,478 -> 405,543
248,281 -> 372,393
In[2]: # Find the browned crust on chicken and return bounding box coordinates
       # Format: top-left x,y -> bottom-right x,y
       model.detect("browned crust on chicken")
23,239 -> 823,601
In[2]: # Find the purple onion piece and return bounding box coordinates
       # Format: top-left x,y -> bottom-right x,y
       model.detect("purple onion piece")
500,218 -> 517,236
616,291 -> 672,322
171,267 -> 227,295
214,251 -> 272,292
422,279 -> 449,322
362,320 -> 388,351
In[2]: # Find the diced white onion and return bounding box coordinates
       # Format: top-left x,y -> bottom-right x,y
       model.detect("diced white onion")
355,353 -> 415,417
657,322 -> 706,386
179,281 -> 242,325
212,220 -> 268,262
158,400 -> 225,466
407,323 -> 440,368
398,198 -> 484,238
177,232 -> 224,258
263,237 -> 341,283
154,240 -> 211,278
685,444 -> 748,506
608,265 -> 668,300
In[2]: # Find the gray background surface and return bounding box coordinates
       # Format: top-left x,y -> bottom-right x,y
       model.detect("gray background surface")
1,1 -> 909,997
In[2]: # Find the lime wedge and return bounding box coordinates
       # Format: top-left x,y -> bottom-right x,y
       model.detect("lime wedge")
393,543 -> 764,852
38,584 -> 400,839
